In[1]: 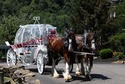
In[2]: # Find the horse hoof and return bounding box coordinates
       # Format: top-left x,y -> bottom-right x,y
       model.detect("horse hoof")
53,74 -> 60,78
63,74 -> 72,82
81,73 -> 85,76
85,75 -> 92,81
68,75 -> 72,79
76,72 -> 81,76
64,77 -> 73,82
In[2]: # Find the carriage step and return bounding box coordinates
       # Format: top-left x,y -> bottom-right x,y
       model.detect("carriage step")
20,52 -> 31,55
25,52 -> 31,54
20,53 -> 24,55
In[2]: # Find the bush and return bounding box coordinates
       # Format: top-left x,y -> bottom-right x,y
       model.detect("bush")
109,33 -> 125,53
99,49 -> 113,59
113,51 -> 124,60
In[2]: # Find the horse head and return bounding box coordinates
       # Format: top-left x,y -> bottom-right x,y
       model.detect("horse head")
84,31 -> 96,53
64,28 -> 96,54
64,28 -> 77,52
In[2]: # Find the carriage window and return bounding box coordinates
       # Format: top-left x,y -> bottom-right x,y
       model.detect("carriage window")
32,27 -> 40,39
39,25 -> 47,38
23,28 -> 32,42
14,28 -> 23,44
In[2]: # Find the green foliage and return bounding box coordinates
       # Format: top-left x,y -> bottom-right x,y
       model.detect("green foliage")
69,0 -> 115,50
99,49 -> 113,59
109,0 -> 125,53
0,0 -> 70,44
70,0 -> 111,32
113,52 -> 124,60
108,1 -> 125,51
0,0 -> 115,48
0,15 -> 29,44
114,0 -> 125,31
109,33 -> 125,53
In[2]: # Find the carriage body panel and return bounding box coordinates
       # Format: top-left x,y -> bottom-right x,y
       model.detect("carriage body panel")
6,23 -> 57,66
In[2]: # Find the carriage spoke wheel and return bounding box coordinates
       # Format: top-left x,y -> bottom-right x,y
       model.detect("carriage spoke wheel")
37,51 -> 44,74
6,48 -> 17,66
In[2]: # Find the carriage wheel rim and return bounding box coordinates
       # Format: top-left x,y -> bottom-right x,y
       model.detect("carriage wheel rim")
7,49 -> 16,66
7,52 -> 16,65
37,53 -> 44,74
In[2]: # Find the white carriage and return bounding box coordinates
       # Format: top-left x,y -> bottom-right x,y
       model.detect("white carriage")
5,17 -> 57,74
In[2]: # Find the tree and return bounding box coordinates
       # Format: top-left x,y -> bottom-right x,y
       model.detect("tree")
0,15 -> 29,44
0,0 -> 115,47
109,33 -> 125,53
71,0 -> 111,30
113,0 -> 125,32
0,0 -> 71,44
70,0 -> 114,49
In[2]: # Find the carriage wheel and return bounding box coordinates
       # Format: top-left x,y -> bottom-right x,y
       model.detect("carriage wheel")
69,63 -> 73,73
37,51 -> 44,74
6,48 -> 17,66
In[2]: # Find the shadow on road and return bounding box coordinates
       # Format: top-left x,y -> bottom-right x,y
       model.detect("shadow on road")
28,67 -> 64,75
28,67 -> 111,82
91,73 -> 111,80
71,73 -> 111,82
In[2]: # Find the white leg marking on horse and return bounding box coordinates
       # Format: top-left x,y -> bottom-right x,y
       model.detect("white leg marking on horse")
63,62 -> 72,81
75,63 -> 81,76
65,62 -> 69,74
53,68 -> 59,78
75,56 -> 81,76
91,39 -> 96,50
68,39 -> 72,51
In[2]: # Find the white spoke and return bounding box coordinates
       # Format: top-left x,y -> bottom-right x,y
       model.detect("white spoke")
6,49 -> 16,66
37,51 -> 44,74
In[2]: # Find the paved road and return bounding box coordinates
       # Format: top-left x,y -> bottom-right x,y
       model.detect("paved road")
26,63 -> 125,84
1,62 -> 125,84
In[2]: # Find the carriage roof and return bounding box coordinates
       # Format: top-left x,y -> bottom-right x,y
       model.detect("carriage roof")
14,24 -> 57,44
19,24 -> 56,29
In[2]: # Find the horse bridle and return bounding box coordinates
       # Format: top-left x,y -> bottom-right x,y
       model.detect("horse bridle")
65,29 -> 76,52
84,32 -> 96,51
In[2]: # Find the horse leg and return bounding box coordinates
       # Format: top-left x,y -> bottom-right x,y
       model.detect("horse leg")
88,55 -> 93,73
63,62 -> 72,81
75,55 -> 81,76
84,54 -> 90,76
84,55 -> 93,80
86,55 -> 93,80
85,55 -> 93,75
80,56 -> 85,75
63,52 -> 72,81
52,58 -> 59,78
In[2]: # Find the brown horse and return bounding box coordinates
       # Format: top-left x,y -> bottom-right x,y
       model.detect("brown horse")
68,30 -> 96,80
47,32 -> 73,81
